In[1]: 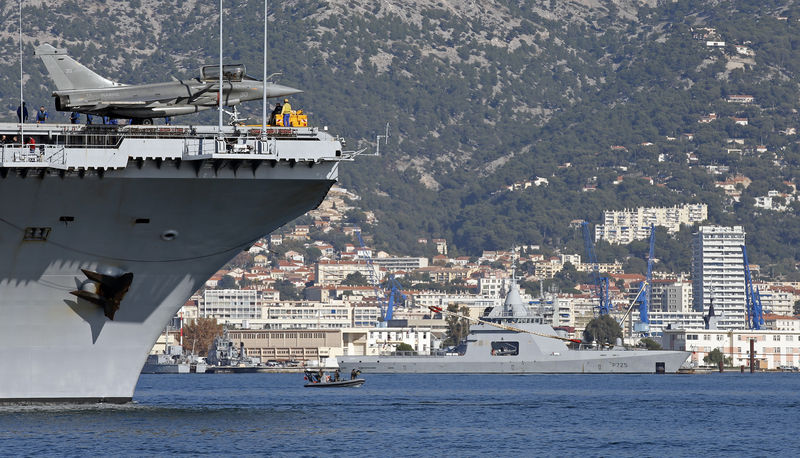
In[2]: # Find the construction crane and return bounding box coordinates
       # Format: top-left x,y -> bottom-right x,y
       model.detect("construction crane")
581,222 -> 612,315
383,274 -> 407,322
741,245 -> 764,330
633,224 -> 655,333
355,230 -> 405,324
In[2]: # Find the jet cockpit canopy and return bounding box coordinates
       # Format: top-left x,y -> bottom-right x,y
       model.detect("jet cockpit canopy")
200,64 -> 246,82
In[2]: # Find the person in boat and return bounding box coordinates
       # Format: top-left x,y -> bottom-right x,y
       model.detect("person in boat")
334,370 -> 340,382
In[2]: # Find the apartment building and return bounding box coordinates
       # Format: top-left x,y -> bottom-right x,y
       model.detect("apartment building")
595,203 -> 707,244
692,225 -> 747,329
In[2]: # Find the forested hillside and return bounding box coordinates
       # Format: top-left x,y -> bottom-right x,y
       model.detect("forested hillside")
2,0 -> 800,278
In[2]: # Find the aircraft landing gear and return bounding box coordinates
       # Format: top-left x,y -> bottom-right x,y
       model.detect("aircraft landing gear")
142,118 -> 153,125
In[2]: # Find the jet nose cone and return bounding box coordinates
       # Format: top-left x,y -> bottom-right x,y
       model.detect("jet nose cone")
266,83 -> 303,98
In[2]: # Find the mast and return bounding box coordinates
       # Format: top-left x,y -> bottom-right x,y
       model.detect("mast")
19,0 -> 24,145
218,0 -> 223,133
262,0 -> 268,137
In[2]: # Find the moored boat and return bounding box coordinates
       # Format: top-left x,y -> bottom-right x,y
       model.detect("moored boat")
338,280 -> 690,374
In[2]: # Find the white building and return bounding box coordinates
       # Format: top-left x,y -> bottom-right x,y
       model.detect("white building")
316,260 -> 386,286
662,328 -> 800,370
758,287 -> 796,316
261,302 -> 381,329
202,289 -> 268,321
478,273 -> 508,298
692,226 -> 747,329
660,282 -> 693,313
595,204 -> 707,244
372,256 -> 429,272
363,327 -> 435,355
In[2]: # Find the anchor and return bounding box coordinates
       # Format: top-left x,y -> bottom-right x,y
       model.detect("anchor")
70,269 -> 134,320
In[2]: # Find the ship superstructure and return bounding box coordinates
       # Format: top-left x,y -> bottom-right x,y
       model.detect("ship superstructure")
0,122 -> 346,402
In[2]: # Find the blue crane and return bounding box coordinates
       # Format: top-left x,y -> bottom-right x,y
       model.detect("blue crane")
581,222 -> 612,315
639,224 -> 655,325
382,274 -> 407,322
356,230 -> 406,323
741,245 -> 764,330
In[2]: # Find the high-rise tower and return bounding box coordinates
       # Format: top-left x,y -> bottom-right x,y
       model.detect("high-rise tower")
691,225 -> 747,329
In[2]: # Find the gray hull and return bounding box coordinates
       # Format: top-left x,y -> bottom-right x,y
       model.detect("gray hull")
338,350 -> 690,374
0,123 -> 343,401
338,321 -> 689,375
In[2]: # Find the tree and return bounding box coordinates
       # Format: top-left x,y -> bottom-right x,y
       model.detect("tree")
395,342 -> 414,352
443,304 -> 471,347
583,315 -> 623,346
276,280 -> 301,300
217,275 -> 237,289
182,317 -> 223,357
703,348 -> 732,367
343,271 -> 370,286
639,337 -> 662,350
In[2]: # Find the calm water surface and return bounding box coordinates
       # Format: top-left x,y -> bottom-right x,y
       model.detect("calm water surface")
1,373 -> 798,456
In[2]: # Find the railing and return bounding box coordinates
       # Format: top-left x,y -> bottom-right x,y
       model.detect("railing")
0,144 -> 67,167
183,136 -> 278,157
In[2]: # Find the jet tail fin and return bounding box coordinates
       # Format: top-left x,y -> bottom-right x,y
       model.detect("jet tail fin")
35,43 -> 119,91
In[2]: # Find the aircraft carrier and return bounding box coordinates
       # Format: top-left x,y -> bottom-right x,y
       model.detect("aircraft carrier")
0,122 -> 346,402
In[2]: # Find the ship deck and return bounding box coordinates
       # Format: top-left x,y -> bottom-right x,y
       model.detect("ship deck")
0,122 -> 348,170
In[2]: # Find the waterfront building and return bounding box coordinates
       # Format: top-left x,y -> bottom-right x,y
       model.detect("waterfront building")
229,328 -> 343,363
202,289 -> 271,321
662,327 -> 799,370
691,226 -> 747,329
362,327 -> 436,355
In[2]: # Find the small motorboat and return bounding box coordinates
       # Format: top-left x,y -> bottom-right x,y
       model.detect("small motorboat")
304,378 -> 365,388
304,370 -> 364,388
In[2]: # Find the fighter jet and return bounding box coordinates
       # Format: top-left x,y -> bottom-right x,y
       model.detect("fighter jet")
34,43 -> 301,124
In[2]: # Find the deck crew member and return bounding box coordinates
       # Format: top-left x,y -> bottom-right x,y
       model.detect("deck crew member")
70,112 -> 80,124
281,98 -> 292,127
269,103 -> 282,126
16,103 -> 28,123
36,106 -> 48,124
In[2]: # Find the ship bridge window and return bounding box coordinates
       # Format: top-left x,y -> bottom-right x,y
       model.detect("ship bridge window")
490,341 -> 519,356
200,64 -> 246,82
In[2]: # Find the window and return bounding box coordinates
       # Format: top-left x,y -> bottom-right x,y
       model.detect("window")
773,335 -> 781,341
490,341 -> 519,356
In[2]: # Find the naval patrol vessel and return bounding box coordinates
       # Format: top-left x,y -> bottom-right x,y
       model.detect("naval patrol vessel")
0,122 -> 345,402
337,281 -> 690,374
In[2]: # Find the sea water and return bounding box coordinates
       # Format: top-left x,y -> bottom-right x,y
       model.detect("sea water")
1,373 -> 798,456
